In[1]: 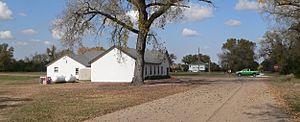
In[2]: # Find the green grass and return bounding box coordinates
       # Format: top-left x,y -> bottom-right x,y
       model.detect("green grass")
0,72 -> 46,76
0,75 -> 39,85
170,72 -> 228,76
0,75 -> 38,81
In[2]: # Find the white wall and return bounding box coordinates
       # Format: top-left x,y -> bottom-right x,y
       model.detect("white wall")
161,54 -> 171,75
47,56 -> 86,79
189,64 -> 206,72
91,48 -> 136,82
144,53 -> 170,77
79,68 -> 91,81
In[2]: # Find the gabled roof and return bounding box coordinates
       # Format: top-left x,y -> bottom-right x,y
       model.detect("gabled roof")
90,46 -> 167,64
70,51 -> 104,66
46,51 -> 105,67
189,61 -> 207,65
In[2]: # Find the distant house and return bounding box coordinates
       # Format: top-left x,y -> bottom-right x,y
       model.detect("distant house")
90,46 -> 171,82
188,61 -> 206,72
46,51 -> 103,80
46,46 -> 170,82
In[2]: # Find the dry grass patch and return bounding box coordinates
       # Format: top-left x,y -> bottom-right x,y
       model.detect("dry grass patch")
268,76 -> 300,120
0,81 -> 196,122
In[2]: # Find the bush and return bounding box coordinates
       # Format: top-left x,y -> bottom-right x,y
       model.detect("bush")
294,69 -> 300,79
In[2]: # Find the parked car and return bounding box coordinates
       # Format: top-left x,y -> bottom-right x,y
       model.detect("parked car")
235,69 -> 260,77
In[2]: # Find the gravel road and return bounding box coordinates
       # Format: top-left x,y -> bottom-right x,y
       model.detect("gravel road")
87,78 -> 288,122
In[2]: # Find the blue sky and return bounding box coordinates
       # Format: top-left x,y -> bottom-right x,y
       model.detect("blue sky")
0,0 -> 268,63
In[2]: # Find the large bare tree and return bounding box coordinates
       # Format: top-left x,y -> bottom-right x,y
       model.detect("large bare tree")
260,0 -> 300,74
262,0 -> 300,32
54,0 -> 212,85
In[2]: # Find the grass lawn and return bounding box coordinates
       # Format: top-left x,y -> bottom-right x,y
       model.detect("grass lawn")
170,72 -> 228,77
0,75 -> 38,81
0,72 -> 46,76
0,75 -> 39,85
268,76 -> 300,120
0,75 -> 196,122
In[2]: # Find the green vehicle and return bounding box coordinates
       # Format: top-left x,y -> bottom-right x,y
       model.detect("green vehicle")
235,69 -> 260,77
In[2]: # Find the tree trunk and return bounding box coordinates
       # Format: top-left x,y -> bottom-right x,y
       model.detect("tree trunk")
131,29 -> 148,86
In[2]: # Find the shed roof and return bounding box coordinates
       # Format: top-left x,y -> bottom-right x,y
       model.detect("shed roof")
46,51 -> 105,67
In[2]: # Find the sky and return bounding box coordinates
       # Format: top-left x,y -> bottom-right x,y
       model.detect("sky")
0,0 -> 269,63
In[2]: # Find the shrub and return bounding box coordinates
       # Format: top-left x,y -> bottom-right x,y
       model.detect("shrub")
294,69 -> 300,79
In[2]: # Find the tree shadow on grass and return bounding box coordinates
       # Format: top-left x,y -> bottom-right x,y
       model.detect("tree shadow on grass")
145,78 -> 213,86
243,103 -> 289,122
0,97 -> 32,110
145,77 -> 268,86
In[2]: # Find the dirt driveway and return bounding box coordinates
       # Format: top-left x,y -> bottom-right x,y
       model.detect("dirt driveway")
87,77 -> 288,122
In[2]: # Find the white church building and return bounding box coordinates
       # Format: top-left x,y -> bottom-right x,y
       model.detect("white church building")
46,46 -> 171,82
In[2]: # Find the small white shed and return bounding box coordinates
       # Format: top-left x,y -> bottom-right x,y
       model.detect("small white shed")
46,56 -> 86,79
188,61 -> 207,72
46,51 -> 103,80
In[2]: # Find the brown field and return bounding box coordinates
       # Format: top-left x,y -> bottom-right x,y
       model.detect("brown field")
0,75 -> 196,122
1,73 -> 298,122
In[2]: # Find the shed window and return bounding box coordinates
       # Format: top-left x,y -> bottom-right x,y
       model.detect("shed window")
54,67 -> 58,73
157,66 -> 160,75
75,68 -> 79,75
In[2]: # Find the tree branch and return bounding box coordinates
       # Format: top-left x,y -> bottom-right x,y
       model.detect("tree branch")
146,3 -> 189,8
276,1 -> 300,8
82,1 -> 139,34
148,4 -> 172,24
148,0 -> 213,24
83,10 -> 139,34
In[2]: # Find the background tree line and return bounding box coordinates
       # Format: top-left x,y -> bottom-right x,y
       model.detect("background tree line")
218,0 -> 299,75
260,0 -> 300,76
219,38 -> 258,72
0,43 -> 72,72
0,43 -> 96,72
170,53 -> 221,72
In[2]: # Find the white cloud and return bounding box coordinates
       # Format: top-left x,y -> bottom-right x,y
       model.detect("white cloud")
126,10 -> 138,23
182,28 -> 200,37
16,41 -> 28,46
51,29 -> 63,39
0,30 -> 13,39
30,39 -> 41,42
203,45 -> 210,49
224,19 -> 241,27
44,41 -> 52,45
184,4 -> 214,21
51,19 -> 64,39
19,12 -> 27,17
0,1 -> 13,20
21,29 -> 38,35
235,0 -> 264,11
